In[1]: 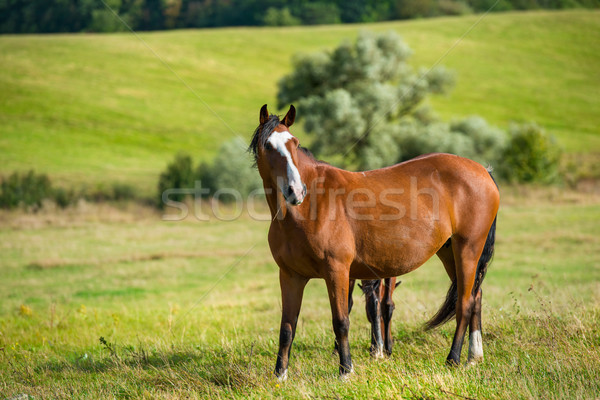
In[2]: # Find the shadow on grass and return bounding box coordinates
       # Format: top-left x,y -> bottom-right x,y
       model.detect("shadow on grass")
37,349 -> 204,374
34,343 -> 267,392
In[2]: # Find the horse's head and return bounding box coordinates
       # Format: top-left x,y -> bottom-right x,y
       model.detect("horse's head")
250,104 -> 307,206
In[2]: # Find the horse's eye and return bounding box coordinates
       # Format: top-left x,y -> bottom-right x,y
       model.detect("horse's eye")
264,142 -> 273,151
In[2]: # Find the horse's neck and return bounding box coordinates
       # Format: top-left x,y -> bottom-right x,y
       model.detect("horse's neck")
297,151 -> 319,183
263,180 -> 284,218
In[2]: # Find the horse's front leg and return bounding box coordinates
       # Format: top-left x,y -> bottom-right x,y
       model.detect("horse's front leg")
274,267 -> 308,381
334,279 -> 355,355
325,267 -> 353,378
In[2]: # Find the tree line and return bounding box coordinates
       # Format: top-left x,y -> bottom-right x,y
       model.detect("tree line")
1,0 -> 598,34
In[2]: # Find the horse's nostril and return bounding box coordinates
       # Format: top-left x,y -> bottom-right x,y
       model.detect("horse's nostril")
286,186 -> 294,197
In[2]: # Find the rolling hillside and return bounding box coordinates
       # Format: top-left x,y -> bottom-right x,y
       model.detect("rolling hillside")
0,10 -> 598,194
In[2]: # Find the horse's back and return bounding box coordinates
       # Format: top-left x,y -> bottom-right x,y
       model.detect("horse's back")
368,153 -> 498,203
345,153 -> 499,279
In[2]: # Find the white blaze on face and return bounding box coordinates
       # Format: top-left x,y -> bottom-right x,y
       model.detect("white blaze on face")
267,130 -> 304,202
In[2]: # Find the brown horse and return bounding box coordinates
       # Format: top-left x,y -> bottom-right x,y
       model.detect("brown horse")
249,104 -> 499,379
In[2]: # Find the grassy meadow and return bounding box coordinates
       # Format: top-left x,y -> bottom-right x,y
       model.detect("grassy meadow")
1,188 -> 599,398
1,8 -> 600,399
0,10 -> 599,195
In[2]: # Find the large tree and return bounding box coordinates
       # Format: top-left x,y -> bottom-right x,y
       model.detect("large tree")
277,30 -> 454,170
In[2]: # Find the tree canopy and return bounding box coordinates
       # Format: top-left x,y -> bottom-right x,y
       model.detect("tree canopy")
277,31 -> 455,170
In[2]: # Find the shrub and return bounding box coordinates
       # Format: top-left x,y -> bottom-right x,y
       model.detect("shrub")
262,7 -> 301,26
0,170 -> 52,209
88,9 -> 126,33
397,116 -> 507,167
450,116 -> 507,165
467,0 -> 514,11
397,122 -> 476,162
111,182 -> 137,201
196,161 -> 216,197
0,171 -> 143,210
53,187 -> 77,209
395,0 -> 437,18
497,123 -> 561,183
438,0 -> 473,15
83,182 -> 138,202
208,138 -> 263,202
300,2 -> 341,25
157,153 -> 195,208
158,139 -> 263,208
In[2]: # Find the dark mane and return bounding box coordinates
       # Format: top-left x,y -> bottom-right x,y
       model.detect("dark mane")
298,146 -> 315,160
249,114 -> 281,165
300,146 -> 329,165
248,115 -> 324,166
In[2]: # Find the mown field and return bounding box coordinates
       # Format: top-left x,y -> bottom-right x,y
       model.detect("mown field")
0,10 -> 599,195
1,187 -> 599,399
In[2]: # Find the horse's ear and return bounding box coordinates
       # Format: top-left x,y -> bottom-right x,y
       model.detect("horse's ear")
282,105 -> 296,128
259,104 -> 269,125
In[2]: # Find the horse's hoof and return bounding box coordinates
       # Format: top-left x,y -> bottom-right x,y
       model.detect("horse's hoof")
466,355 -> 484,366
445,357 -> 460,368
370,346 -> 385,360
339,367 -> 354,382
276,369 -> 288,382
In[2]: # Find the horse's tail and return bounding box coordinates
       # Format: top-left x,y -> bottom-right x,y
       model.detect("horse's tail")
474,170 -> 498,297
425,171 -> 498,330
473,214 -> 496,297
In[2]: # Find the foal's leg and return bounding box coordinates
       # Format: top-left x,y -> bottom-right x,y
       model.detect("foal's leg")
446,238 -> 480,366
274,268 -> 308,381
467,288 -> 484,363
334,279 -> 355,355
325,269 -> 353,377
382,277 -> 398,356
363,280 -> 384,359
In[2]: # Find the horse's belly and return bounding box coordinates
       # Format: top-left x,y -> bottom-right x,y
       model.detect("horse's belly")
350,239 -> 439,280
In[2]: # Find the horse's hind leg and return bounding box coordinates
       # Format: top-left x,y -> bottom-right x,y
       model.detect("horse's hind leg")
437,239 -> 456,282
467,288 -> 484,363
446,237 -> 483,366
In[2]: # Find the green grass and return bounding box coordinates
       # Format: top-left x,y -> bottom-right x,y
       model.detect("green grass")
1,188 -> 599,398
1,10 -> 599,195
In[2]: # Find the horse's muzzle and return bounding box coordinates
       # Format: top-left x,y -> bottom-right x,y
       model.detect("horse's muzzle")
285,183 -> 307,205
